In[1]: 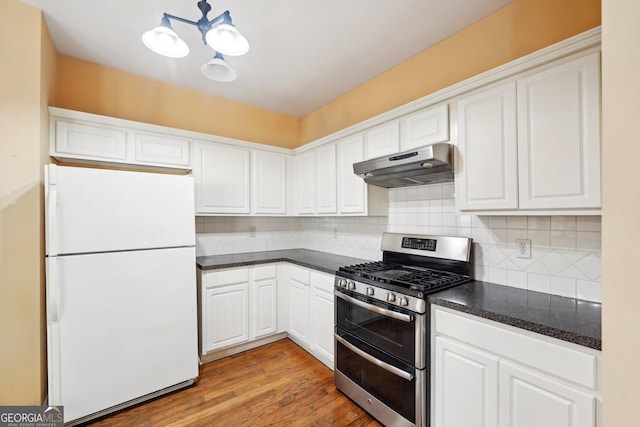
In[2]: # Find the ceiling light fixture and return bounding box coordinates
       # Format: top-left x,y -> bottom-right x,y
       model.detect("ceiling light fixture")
142,0 -> 249,82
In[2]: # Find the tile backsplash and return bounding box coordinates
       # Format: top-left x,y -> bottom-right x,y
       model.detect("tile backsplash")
196,183 -> 601,303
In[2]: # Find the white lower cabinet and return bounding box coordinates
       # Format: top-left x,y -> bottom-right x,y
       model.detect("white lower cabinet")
199,264 -> 280,359
286,265 -> 335,368
499,360 -> 595,427
433,306 -> 601,427
199,263 -> 336,368
287,265 -> 311,345
435,337 -> 498,427
309,271 -> 335,368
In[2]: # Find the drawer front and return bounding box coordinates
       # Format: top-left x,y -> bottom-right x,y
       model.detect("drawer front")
310,271 -> 334,293
205,268 -> 249,287
434,308 -> 597,389
253,264 -> 277,281
289,265 -> 310,284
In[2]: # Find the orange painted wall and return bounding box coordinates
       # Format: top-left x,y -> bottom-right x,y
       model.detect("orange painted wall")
301,0 -> 601,144
52,56 -> 301,149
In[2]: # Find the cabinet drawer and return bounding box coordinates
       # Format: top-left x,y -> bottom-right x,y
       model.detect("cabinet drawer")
205,268 -> 249,287
289,265 -> 310,284
434,308 -> 597,389
253,264 -> 277,281
310,271 -> 334,293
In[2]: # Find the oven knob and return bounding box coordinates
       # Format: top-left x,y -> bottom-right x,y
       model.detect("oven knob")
385,293 -> 396,303
339,279 -> 347,287
365,287 -> 374,296
398,297 -> 409,307
348,281 -> 357,290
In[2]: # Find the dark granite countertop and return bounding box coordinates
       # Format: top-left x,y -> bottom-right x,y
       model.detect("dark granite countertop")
429,281 -> 601,350
197,250 -> 601,350
196,249 -> 369,275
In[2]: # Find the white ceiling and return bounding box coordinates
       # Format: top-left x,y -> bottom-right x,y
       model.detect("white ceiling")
23,0 -> 515,117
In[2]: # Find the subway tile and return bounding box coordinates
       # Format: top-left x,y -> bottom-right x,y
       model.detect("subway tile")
471,228 -> 489,244
506,216 -> 528,229
577,280 -> 602,303
488,216 -> 507,229
550,277 -> 576,298
441,183 -> 455,199
429,199 -> 443,212
406,187 -> 418,201
442,213 -> 457,227
527,216 -> 551,230
442,198 -> 455,213
506,270 -> 528,290
506,229 -> 528,243
429,212 -> 443,227
550,231 -> 577,250
417,185 -> 429,200
457,215 -> 472,228
487,228 -> 508,244
527,229 -> 551,247
576,231 -> 601,251
577,216 -> 602,232
429,184 -> 442,200
527,273 -> 551,293
551,216 -> 577,231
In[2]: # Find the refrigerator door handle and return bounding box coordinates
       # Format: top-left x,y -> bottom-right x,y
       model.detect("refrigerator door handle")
47,258 -> 61,323
46,181 -> 58,256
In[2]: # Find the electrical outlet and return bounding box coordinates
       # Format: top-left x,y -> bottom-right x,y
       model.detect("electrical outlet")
516,238 -> 531,259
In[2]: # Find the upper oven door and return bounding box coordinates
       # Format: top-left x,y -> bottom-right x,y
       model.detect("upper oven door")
335,289 -> 424,367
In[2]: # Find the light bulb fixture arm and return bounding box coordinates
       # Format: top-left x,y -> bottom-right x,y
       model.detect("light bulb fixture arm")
162,2 -> 233,46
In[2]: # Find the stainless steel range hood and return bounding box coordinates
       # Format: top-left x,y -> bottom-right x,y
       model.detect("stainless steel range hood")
353,143 -> 454,188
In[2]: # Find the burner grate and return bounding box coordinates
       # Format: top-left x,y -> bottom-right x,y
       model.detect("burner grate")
339,261 -> 467,292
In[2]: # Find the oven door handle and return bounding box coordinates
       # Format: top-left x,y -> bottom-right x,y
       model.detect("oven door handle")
335,334 -> 414,381
335,291 -> 414,323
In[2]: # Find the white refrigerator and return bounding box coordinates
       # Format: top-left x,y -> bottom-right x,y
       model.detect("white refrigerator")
45,164 -> 199,424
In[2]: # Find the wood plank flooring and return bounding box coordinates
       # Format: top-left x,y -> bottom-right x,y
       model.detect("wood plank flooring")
85,338 -> 382,426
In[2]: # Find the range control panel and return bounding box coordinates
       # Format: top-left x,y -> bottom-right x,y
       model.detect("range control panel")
401,237 -> 437,252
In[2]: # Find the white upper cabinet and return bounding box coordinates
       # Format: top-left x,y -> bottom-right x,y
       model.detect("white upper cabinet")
194,142 -> 250,214
455,50 -> 601,214
516,52 -> 601,210
134,131 -> 190,167
337,134 -> 366,214
296,150 -> 316,214
456,82 -> 519,211
400,104 -> 450,151
251,150 -> 287,215
315,143 -> 337,214
364,121 -> 400,159
49,108 -> 191,171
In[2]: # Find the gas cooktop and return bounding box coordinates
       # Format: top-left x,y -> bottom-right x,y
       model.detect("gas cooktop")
338,261 -> 469,294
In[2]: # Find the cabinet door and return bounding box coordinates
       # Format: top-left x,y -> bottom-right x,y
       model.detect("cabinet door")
204,284 -> 249,352
401,104 -> 449,151
456,82 -> 518,211
289,279 -> 310,345
252,277 -> 277,339
310,272 -> 335,367
435,337 -> 499,427
194,143 -> 250,214
252,150 -> 286,214
315,143 -> 337,214
365,121 -> 400,159
337,134 -> 366,214
517,52 -> 601,209
54,120 -> 127,161
499,361 -> 595,427
134,132 -> 190,167
296,150 -> 315,214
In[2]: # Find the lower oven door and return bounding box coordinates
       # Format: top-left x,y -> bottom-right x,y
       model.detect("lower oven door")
335,331 -> 425,427
335,289 -> 424,367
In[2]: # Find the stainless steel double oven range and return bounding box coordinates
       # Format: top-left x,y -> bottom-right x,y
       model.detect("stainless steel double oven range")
334,233 -> 472,427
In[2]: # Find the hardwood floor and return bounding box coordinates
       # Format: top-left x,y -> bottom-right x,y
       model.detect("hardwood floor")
85,339 -> 382,426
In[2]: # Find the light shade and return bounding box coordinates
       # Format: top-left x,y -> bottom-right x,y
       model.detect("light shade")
201,54 -> 237,82
205,24 -> 249,56
142,25 -> 189,58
